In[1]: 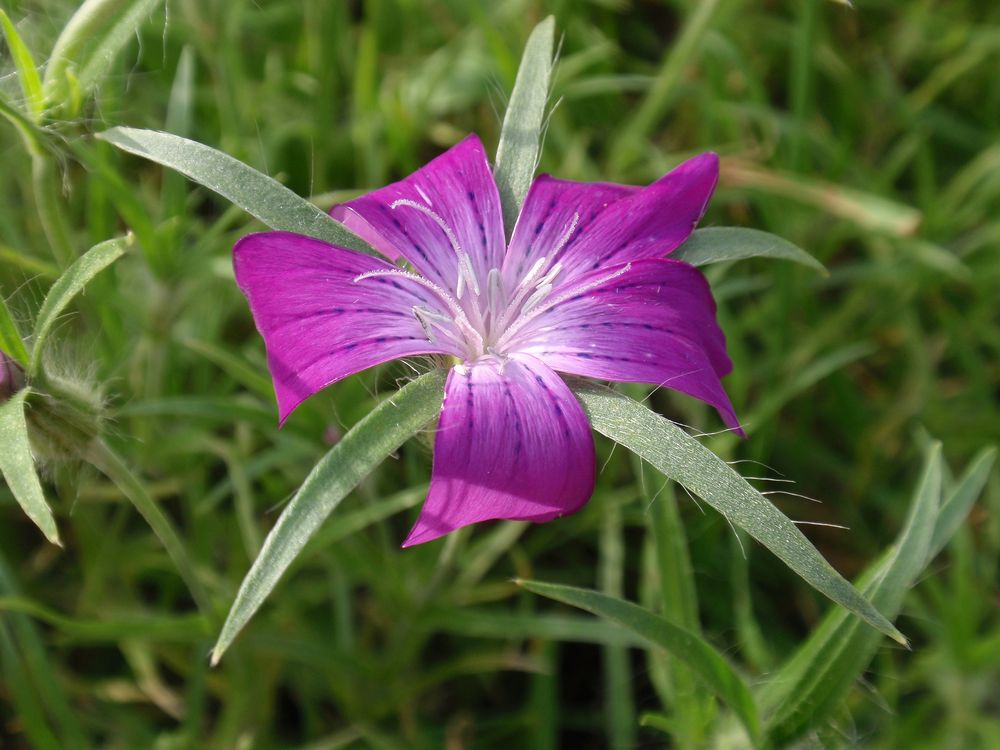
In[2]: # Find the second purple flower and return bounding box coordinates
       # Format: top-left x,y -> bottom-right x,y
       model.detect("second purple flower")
233,135 -> 740,546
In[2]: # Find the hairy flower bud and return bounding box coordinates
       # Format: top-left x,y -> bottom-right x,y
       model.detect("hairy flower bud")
25,373 -> 105,462
0,351 -> 25,401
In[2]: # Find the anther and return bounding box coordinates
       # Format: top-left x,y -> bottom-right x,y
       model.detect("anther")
390,199 -> 480,298
486,268 -> 505,313
353,268 -> 485,354
499,262 -> 633,349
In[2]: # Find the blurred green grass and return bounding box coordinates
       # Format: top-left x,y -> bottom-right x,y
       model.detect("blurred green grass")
1,0 -> 998,747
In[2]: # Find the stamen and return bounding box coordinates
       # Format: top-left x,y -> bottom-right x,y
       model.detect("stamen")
413,306 -> 460,348
548,212 -> 580,261
486,268 -> 505,313
519,283 -> 553,316
498,262 -> 633,349
353,268 -> 484,354
415,185 -> 433,206
522,256 -> 549,286
494,212 -> 579,332
536,261 -> 563,288
390,199 -> 480,298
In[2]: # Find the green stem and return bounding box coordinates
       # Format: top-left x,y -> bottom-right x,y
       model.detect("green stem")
85,439 -> 214,617
31,155 -> 75,267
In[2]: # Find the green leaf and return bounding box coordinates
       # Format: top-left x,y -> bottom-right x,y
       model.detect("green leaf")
928,446 -> 996,561
0,293 -> 30,367
673,227 -> 827,274
494,16 -> 555,238
0,10 -> 45,122
570,381 -> 906,646
211,369 -> 446,665
43,0 -> 163,112
75,0 -> 163,99
29,236 -> 130,378
97,127 -> 375,254
760,444 -> 946,745
0,390 -> 61,545
0,89 -> 45,155
517,580 -> 760,744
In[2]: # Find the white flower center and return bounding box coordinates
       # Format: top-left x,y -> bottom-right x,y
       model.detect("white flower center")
353,202 -> 590,362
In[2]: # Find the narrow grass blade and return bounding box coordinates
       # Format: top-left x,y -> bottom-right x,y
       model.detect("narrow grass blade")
609,0 -> 722,172
0,596 -> 209,641
431,608 -> 646,647
0,553 -> 88,749
0,10 -> 45,121
571,381 -> 906,646
928,447 -> 996,560
599,498 -> 636,748
673,227 -> 826,274
98,127 -> 375,254
0,246 -> 59,281
29,236 -> 130,378
0,293 -> 30,366
0,391 -> 61,545
180,337 -> 274,399
494,16 -> 555,238
517,580 -> 761,744
722,159 -> 922,237
70,141 -> 164,273
0,623 -> 62,749
641,470 -> 713,739
211,369 -> 446,665
84,440 -> 213,616
760,444 -> 945,745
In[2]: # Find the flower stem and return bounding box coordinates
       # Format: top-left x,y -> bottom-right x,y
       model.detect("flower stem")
85,438 -> 214,617
32,155 -> 75,267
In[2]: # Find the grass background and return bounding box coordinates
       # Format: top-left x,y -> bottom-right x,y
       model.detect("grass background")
1,0 -> 998,747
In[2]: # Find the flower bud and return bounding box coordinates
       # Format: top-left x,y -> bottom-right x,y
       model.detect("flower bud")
25,372 -> 104,463
0,351 -> 25,401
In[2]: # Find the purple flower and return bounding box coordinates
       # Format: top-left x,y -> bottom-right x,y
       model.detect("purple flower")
233,135 -> 740,546
0,351 -> 24,401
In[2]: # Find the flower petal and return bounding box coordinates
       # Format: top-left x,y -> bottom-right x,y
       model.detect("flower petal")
504,258 -> 742,435
233,232 -> 458,422
502,153 -> 718,289
502,175 -> 638,289
330,134 -> 505,297
403,355 -> 595,547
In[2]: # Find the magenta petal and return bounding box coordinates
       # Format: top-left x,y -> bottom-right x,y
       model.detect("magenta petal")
503,153 -> 718,288
502,175 -> 638,290
403,355 -> 596,547
233,232 -> 456,422
508,258 -> 742,435
330,134 -> 505,296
